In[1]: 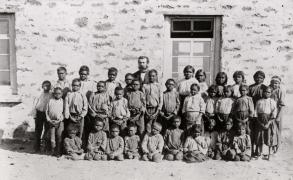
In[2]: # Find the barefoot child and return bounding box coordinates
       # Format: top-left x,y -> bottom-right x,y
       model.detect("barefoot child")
106,67 -> 122,99
106,124 -> 124,161
203,118 -> 218,159
163,116 -> 184,161
231,123 -> 251,161
64,124 -> 84,160
124,123 -> 141,159
142,122 -> 164,162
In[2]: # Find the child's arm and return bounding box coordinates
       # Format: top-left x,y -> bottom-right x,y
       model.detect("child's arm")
243,135 -> 251,156
248,97 -> 255,118
157,134 -> 164,154
80,93 -> 88,118
100,133 -> 108,152
64,139 -> 74,154
124,99 -> 131,118
64,93 -> 70,119
140,92 -> 146,112
199,97 -> 206,115
45,101 -> 52,123
75,138 -> 84,154
87,94 -> 97,117
175,92 -> 180,115
113,137 -> 124,156
182,98 -> 188,114
87,133 -> 94,152
124,137 -> 129,153
141,134 -> 149,154
232,137 -> 241,154
183,138 -> 190,153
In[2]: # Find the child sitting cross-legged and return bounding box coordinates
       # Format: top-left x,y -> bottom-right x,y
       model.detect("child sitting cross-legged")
124,123 -> 141,160
63,124 -> 84,160
106,124 -> 124,161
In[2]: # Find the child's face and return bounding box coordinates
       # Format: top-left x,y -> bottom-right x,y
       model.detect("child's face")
151,127 -> 160,135
72,81 -> 81,92
111,128 -> 120,137
184,69 -> 193,79
125,75 -> 134,85
165,81 -> 175,91
217,74 -> 226,85
208,89 -> 217,98
196,72 -> 205,82
172,118 -> 181,128
190,86 -> 199,96
42,83 -> 51,92
115,90 -> 124,100
225,122 -> 233,131
57,70 -> 66,81
271,80 -> 280,90
240,87 -> 248,96
235,75 -> 243,84
264,89 -> 272,99
79,70 -> 88,81
254,75 -> 264,84
194,132 -> 201,138
224,89 -> 232,97
108,71 -> 117,82
68,131 -> 76,139
128,127 -> 137,136
53,89 -> 62,99
149,72 -> 157,83
97,82 -> 105,93
94,121 -> 104,131
238,127 -> 246,136
132,81 -> 141,91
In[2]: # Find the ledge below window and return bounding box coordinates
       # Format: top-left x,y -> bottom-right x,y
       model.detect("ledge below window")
0,94 -> 22,104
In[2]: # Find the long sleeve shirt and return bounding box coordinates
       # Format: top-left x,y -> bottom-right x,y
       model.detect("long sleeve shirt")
215,97 -> 234,114
64,136 -> 83,155
142,82 -> 163,110
87,131 -> 107,153
182,94 -> 206,114
34,92 -> 52,112
249,83 -> 266,105
53,79 -> 71,98
177,78 -> 199,96
232,134 -> 251,156
164,128 -> 184,151
110,98 -> 130,118
255,98 -> 277,118
204,131 -> 218,150
64,91 -> 88,119
124,135 -> 140,153
162,90 -> 180,114
45,98 -> 64,121
80,79 -> 97,96
106,136 -> 124,156
105,80 -> 122,99
270,86 -> 286,108
205,97 -> 217,115
88,92 -> 111,117
126,90 -> 146,110
141,133 -> 164,154
183,136 -> 209,155
232,96 -> 254,117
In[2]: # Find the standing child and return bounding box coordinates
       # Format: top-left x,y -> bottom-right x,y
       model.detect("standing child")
160,79 -> 180,133
215,85 -> 235,130
204,85 -> 218,131
105,67 -> 122,99
45,87 -> 64,156
110,87 -> 130,137
142,69 -> 163,133
141,122 -> 164,162
84,119 -> 107,161
183,125 -> 209,163
63,124 -> 84,160
53,66 -> 71,99
78,65 -> 96,98
254,86 -> 278,159
203,118 -> 218,159
215,72 -> 228,97
163,116 -> 184,161
64,78 -> 88,139
106,124 -> 124,161
125,79 -> 146,136
124,123 -> 141,159
32,80 -> 52,152
231,123 -> 251,161
182,83 -> 206,131
124,73 -> 134,96
195,69 -> 208,99
231,71 -> 245,99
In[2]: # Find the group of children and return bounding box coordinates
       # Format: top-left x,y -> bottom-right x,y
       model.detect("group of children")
32,61 -> 285,163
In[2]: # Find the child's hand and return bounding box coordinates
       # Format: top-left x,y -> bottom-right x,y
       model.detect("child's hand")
109,153 -> 115,159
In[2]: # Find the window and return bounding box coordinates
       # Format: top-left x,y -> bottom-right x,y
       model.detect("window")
164,16 -> 222,85
0,14 -> 17,95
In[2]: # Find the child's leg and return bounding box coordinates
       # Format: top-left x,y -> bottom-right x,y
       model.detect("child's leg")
225,149 -> 236,161
142,154 -> 149,161
115,154 -> 124,161
175,151 -> 184,161
49,126 -> 56,153
164,153 -> 174,161
55,122 -> 64,155
152,153 -> 162,163
145,107 -> 157,133
34,111 -> 46,152
240,154 -> 251,161
84,152 -> 94,160
78,117 -> 84,139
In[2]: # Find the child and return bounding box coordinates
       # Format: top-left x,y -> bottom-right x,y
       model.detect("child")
249,71 -> 267,105
215,85 -> 234,130
124,123 -> 141,159
160,79 -> 180,132
182,83 -> 205,131
88,81 -> 112,132
106,67 -> 122,99
141,122 -> 164,162
124,73 -> 134,96
110,87 -> 130,136
195,69 -> 208,99
125,79 -> 146,135
45,87 -> 64,156
269,76 -> 286,152
254,86 -> 278,158
163,116 -> 184,161
64,78 -> 88,139
106,124 -> 124,161
231,71 -> 245,99
84,119 -> 107,161
53,66 -> 71,99
214,118 -> 235,160
183,125 -> 209,163
177,65 -> 199,112
203,118 -> 218,159
78,65 -> 97,98
32,80 -> 52,152
142,69 -> 163,133
231,123 -> 251,161
204,85 -> 218,130
215,72 -> 228,97
64,124 -> 84,160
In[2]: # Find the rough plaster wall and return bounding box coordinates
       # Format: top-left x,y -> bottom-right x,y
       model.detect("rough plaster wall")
0,0 -> 292,138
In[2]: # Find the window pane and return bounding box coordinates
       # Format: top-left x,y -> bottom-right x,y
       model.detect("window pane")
172,57 -> 178,72
0,71 -> 10,85
0,39 -> 9,54
203,57 -> 210,71
171,32 -> 213,38
0,55 -> 9,69
205,72 -> 211,86
193,41 -> 211,56
173,41 -> 191,56
172,73 -> 179,81
194,21 -> 212,31
172,21 -> 191,31
0,20 -> 9,34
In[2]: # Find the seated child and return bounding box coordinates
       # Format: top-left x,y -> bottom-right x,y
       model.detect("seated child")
183,124 -> 209,163
110,87 -> 130,136
182,83 -> 206,131
141,122 -> 164,162
106,67 -> 122,99
163,116 -> 184,161
231,123 -> 251,161
106,124 -> 124,161
160,79 -> 180,133
64,124 -> 84,160
45,87 -> 64,156
195,69 -> 208,99
124,123 -> 141,159
84,119 -> 107,161
125,79 -> 146,136
231,71 -> 245,99
124,73 -> 134,96
203,118 -> 218,159
214,118 -> 235,160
